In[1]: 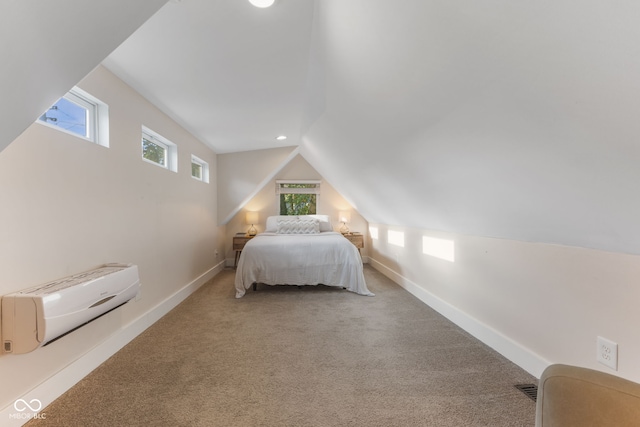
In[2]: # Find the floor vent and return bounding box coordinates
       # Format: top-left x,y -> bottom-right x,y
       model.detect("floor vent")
515,384 -> 538,402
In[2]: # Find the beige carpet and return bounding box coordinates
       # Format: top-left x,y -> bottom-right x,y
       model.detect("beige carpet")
27,266 -> 536,427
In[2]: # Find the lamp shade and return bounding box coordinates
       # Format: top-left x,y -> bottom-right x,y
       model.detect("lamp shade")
246,211 -> 259,225
338,211 -> 351,223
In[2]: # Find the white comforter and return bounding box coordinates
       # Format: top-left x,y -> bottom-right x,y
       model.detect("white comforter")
234,232 -> 374,298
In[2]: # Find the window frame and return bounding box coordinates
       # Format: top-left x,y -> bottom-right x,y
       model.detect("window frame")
37,86 -> 109,147
141,126 -> 178,172
191,154 -> 209,183
276,180 -> 321,216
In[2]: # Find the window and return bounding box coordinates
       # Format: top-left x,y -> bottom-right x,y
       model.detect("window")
141,126 -> 178,172
192,161 -> 202,179
276,180 -> 320,215
37,86 -> 109,146
191,155 -> 209,183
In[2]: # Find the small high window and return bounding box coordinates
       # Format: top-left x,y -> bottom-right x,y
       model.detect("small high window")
37,87 -> 109,147
191,155 -> 209,183
141,126 -> 178,172
276,180 -> 320,215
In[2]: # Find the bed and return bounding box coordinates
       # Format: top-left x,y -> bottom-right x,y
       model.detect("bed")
234,215 -> 374,298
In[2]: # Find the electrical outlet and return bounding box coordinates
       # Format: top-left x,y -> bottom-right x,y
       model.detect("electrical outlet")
215,250 -> 219,258
597,336 -> 618,370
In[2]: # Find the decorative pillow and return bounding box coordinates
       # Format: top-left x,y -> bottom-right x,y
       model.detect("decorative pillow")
266,215 -> 296,232
276,219 -> 320,234
298,215 -> 332,232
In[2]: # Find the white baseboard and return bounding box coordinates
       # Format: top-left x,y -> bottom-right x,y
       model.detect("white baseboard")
367,257 -> 549,379
1,260 -> 225,426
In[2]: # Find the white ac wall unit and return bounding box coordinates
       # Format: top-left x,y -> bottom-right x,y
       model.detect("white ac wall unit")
1,263 -> 140,355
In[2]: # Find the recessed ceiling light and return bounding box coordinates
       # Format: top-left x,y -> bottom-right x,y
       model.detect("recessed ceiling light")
249,0 -> 275,8
276,135 -> 287,141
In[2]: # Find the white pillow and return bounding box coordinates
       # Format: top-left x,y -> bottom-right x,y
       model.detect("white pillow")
298,215 -> 332,232
266,215 -> 295,232
276,219 -> 320,234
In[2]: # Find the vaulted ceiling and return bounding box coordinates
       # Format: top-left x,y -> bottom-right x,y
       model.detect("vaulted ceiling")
3,0 -> 640,254
103,0 -> 315,154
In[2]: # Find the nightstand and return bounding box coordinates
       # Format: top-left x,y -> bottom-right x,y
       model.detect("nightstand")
343,233 -> 364,253
233,233 -> 254,268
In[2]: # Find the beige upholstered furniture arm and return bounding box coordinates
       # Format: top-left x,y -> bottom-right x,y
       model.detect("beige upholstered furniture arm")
536,364 -> 640,427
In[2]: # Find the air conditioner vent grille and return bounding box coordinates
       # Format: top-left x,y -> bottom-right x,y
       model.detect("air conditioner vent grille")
19,265 -> 126,295
515,383 -> 538,401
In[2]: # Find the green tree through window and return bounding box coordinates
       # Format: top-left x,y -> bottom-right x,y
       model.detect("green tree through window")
280,193 -> 316,215
279,183 -> 318,215
192,162 -> 202,179
142,137 -> 166,166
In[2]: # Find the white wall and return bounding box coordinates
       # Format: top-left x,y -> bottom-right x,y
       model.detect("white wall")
217,146 -> 298,224
368,223 -> 640,382
221,153 -> 368,262
0,0 -> 167,154
0,65 -> 223,414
